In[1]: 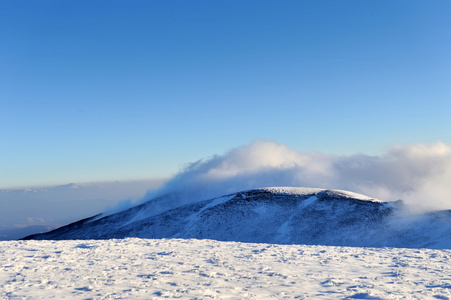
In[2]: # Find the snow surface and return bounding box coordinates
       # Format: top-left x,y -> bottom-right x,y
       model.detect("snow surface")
2,238 -> 451,299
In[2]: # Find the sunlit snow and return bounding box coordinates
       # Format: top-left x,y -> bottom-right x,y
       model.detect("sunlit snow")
1,238 -> 451,299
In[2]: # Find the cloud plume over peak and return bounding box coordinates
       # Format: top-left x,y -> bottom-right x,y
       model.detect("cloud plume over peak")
142,140 -> 451,213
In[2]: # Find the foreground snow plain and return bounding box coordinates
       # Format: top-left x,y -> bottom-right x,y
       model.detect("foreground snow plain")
1,238 -> 451,299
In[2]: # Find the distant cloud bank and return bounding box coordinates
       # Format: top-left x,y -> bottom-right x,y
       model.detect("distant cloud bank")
145,140 -> 451,212
0,179 -> 166,239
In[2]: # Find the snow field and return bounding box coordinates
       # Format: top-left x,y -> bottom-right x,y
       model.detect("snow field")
1,238 -> 451,299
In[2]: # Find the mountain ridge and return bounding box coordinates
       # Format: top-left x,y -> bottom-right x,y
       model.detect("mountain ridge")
23,187 -> 451,249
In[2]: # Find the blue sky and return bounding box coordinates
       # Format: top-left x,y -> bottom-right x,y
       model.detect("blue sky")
1,0 -> 450,188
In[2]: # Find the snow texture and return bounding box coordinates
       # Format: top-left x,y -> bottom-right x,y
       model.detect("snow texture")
2,238 -> 451,299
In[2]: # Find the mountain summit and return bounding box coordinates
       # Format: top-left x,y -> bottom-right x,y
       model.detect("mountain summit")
24,187 -> 451,248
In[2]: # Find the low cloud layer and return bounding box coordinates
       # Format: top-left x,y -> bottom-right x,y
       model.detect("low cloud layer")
0,179 -> 165,240
144,140 -> 451,212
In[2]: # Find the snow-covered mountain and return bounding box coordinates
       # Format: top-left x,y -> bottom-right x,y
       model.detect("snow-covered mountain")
24,187 -> 451,248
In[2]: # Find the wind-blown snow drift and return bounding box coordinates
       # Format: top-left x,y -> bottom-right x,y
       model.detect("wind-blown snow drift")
3,238 -> 451,299
119,140 -> 451,216
25,187 -> 451,249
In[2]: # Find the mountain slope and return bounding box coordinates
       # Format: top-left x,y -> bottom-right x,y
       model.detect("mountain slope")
24,187 -> 451,248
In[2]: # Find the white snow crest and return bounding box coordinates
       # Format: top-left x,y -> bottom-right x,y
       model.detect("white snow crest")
260,187 -> 324,195
260,187 -> 381,202
325,189 -> 382,202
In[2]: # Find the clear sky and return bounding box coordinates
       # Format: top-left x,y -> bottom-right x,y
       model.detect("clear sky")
1,0 -> 450,188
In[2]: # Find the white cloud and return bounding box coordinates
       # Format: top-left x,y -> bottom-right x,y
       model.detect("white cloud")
146,140 -> 451,212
